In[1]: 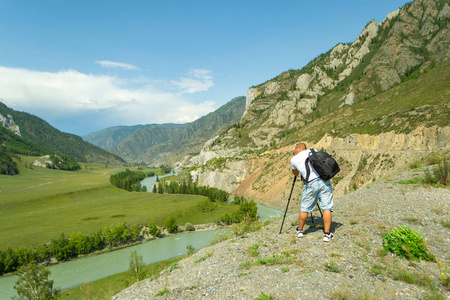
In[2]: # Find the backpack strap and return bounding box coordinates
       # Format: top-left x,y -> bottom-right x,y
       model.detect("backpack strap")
304,149 -> 316,183
304,157 -> 311,183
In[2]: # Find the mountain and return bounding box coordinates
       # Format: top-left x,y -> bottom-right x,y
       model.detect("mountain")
0,102 -> 126,167
88,96 -> 246,165
189,0 -> 449,207
83,124 -> 177,149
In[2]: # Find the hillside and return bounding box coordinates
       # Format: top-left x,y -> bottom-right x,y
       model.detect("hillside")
92,96 -> 246,165
0,102 -> 125,167
83,124 -> 176,149
114,169 -> 450,299
188,0 -> 449,207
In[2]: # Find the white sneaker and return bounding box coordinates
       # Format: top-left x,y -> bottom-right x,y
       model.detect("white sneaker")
323,232 -> 334,242
296,228 -> 304,238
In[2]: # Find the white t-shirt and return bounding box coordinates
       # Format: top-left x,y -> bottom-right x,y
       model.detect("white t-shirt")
290,149 -> 320,182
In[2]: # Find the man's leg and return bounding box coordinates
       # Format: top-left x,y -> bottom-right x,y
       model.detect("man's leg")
318,180 -> 333,234
322,210 -> 332,233
298,211 -> 308,231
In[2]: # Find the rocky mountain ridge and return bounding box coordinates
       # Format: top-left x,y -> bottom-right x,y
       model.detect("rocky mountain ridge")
185,0 -> 450,209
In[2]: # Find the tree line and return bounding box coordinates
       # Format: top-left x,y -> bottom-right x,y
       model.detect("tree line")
155,180 -> 229,202
110,169 -> 147,192
0,197 -> 258,276
0,222 -> 142,276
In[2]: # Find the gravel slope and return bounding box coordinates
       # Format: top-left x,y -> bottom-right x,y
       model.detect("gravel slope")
114,169 -> 450,300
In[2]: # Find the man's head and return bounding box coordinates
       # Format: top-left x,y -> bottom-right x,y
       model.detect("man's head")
294,142 -> 307,155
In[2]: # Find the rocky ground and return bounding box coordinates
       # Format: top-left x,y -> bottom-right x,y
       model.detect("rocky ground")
114,169 -> 450,299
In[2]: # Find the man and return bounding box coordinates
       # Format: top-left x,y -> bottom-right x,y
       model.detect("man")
290,142 -> 334,242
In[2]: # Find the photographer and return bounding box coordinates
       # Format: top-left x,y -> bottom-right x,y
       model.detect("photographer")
290,142 -> 334,242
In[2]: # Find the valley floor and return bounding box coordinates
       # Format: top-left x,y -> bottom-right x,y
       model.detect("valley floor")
113,169 -> 450,299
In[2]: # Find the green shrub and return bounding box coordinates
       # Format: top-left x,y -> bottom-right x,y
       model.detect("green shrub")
209,230 -> 232,246
442,220 -> 450,228
439,261 -> 449,288
255,292 -> 273,300
232,218 -> 262,237
433,159 -> 449,185
186,244 -> 195,255
220,200 -> 258,226
408,161 -> 422,169
148,221 -> 161,237
185,223 -> 195,232
324,260 -> 341,273
248,244 -> 260,257
164,216 -> 178,234
196,199 -> 218,212
331,176 -> 343,185
422,159 -> 449,186
168,263 -> 178,272
382,226 -> 435,262
155,288 -> 169,296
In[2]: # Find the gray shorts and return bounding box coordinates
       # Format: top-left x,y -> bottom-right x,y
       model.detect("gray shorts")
301,179 -> 334,213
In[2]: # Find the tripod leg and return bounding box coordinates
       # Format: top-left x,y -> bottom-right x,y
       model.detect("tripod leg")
279,176 -> 297,234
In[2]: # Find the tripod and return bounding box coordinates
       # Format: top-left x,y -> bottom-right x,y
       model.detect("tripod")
279,176 -> 324,234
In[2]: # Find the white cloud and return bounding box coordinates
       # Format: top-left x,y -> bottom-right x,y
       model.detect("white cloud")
95,60 -> 140,70
171,68 -> 214,94
0,66 -> 216,133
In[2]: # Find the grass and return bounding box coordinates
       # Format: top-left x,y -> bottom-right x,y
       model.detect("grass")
255,292 -> 273,300
60,256 -> 183,299
282,60 -> 450,144
155,288 -> 170,296
255,255 -> 292,266
442,220 -> 450,228
0,157 -> 239,250
324,260 -> 342,273
248,243 -> 260,257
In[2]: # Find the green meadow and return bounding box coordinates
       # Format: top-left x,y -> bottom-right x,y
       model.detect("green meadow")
0,156 -> 238,250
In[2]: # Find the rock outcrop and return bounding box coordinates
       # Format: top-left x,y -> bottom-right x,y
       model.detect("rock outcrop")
0,113 -> 20,136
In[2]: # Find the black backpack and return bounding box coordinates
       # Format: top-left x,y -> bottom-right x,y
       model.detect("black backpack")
303,149 -> 340,183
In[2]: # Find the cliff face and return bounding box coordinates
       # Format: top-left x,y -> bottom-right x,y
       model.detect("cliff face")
196,126 -> 449,208
189,0 -> 450,208
316,126 -> 450,151
0,112 -> 21,136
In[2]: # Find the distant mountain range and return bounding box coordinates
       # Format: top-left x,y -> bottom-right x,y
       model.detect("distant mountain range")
84,96 -> 246,165
0,102 -> 126,173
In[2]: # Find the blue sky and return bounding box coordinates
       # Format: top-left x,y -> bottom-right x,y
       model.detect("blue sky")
0,0 -> 410,136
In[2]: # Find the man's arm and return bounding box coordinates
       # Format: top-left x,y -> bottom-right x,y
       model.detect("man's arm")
290,157 -> 299,176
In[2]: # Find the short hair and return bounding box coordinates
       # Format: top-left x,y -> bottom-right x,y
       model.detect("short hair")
295,143 -> 307,151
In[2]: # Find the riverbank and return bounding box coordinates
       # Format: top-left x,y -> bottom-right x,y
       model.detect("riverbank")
0,203 -> 282,299
114,169 -> 450,299
0,222 -> 221,280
